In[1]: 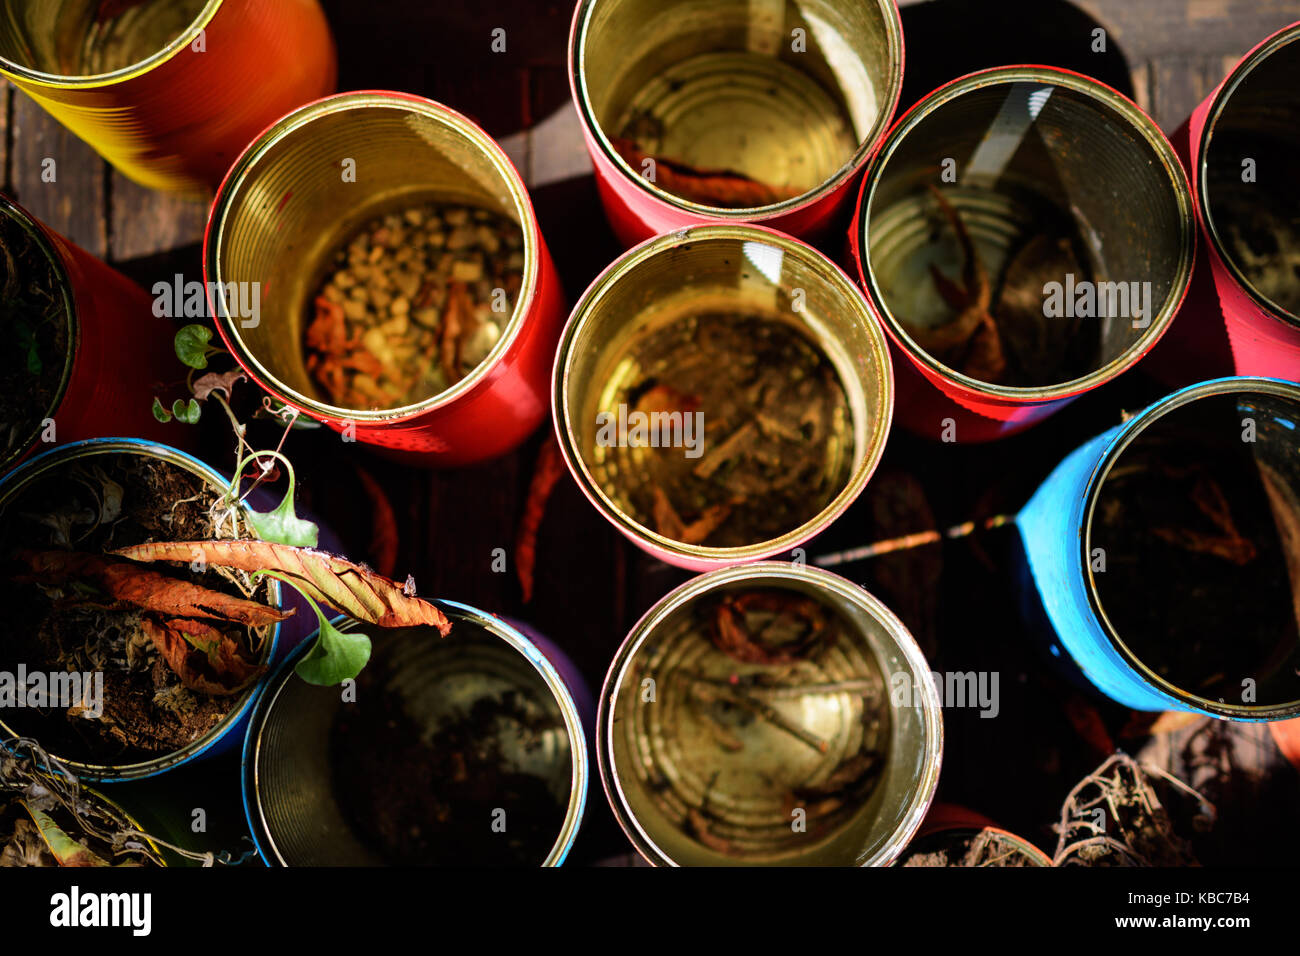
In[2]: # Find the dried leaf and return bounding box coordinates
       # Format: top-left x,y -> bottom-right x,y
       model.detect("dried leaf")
113,540 -> 450,633
22,804 -> 111,867
19,550 -> 291,628
192,368 -> 246,402
515,437 -> 566,603
142,616 -> 263,696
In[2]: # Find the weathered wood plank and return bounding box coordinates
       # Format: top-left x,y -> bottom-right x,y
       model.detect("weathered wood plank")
8,92 -> 108,256
108,173 -> 208,263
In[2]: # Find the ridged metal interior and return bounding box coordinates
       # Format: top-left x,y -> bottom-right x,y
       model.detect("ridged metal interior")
1201,26 -> 1300,324
603,564 -> 942,866
209,94 -> 538,417
865,73 -> 1192,392
0,0 -> 210,79
557,226 -> 891,561
575,0 -> 900,212
250,616 -> 584,866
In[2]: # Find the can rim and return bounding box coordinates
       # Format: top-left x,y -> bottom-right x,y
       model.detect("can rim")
0,437 -> 283,780
1196,21 -> 1300,331
857,65 -> 1196,402
1081,375 -> 1300,720
898,823 -> 1053,867
0,195 -> 78,475
0,0 -> 222,88
242,604 -> 589,867
551,222 -> 894,566
567,0 -> 905,219
597,561 -> 943,866
204,90 -> 543,425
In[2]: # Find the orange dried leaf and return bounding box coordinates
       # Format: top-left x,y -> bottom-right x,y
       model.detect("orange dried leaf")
113,540 -> 450,634
19,550 -> 290,628
142,616 -> 263,696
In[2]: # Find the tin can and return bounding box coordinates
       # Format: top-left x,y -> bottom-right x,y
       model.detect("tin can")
552,223 -> 893,570
1017,377 -> 1300,720
0,438 -> 284,781
599,562 -> 942,866
205,91 -> 567,466
569,0 -> 904,246
241,606 -> 590,866
850,67 -> 1195,442
0,195 -> 185,475
0,0 -> 336,193
899,802 -> 1052,867
1180,21 -> 1300,381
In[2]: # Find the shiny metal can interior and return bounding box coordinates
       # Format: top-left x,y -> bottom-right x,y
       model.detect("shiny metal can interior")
205,90 -> 565,464
569,0 -> 904,242
242,605 -> 589,866
552,223 -> 893,570
853,66 -> 1194,440
598,562 -> 942,866
0,438 -> 282,782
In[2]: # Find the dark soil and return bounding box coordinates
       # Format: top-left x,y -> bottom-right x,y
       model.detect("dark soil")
899,828 -> 1045,867
0,210 -> 70,464
331,649 -> 568,866
1091,405 -> 1300,708
0,453 -> 270,764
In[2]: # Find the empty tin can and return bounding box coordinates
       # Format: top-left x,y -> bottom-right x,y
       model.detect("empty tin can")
0,438 -> 284,781
0,195 -> 185,475
1182,21 -> 1300,381
204,91 -> 567,465
569,0 -> 904,246
851,67 -> 1195,442
552,223 -> 893,570
1018,377 -> 1300,720
0,0 -> 336,193
242,607 -> 589,866
599,562 -> 942,866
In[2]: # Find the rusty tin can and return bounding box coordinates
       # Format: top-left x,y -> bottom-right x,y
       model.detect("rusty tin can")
0,0 -> 337,193
0,438 -> 284,782
552,223 -> 893,571
205,91 -> 567,466
242,607 -> 589,866
850,67 -> 1195,442
569,0 -> 904,246
598,562 -> 942,866
1183,21 -> 1300,381
0,194 -> 186,475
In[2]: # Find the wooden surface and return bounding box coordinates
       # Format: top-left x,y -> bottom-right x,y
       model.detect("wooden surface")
5,0 -> 1300,866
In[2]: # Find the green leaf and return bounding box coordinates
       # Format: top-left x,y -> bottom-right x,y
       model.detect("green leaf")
229,451 -> 319,548
171,398 -> 201,424
151,397 -> 173,423
174,324 -> 213,369
295,613 -> 372,686
25,347 -> 41,375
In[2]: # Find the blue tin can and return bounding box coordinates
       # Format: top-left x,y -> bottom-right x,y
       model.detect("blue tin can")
241,604 -> 590,866
0,438 -> 283,781
1017,377 -> 1300,720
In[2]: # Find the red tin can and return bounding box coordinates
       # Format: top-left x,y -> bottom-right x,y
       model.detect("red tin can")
204,92 -> 567,466
849,67 -> 1194,442
568,0 -> 904,247
1,194 -> 185,474
1178,21 -> 1300,382
0,0 -> 336,194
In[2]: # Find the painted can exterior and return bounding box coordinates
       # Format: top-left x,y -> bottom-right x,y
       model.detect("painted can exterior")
0,0 -> 336,193
850,67 -> 1195,442
598,562 -> 943,866
0,195 -> 187,475
568,0 -> 905,247
1016,377 -> 1300,720
0,438 -> 283,781
1185,22 -> 1300,381
241,605 -> 589,867
205,91 -> 567,467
